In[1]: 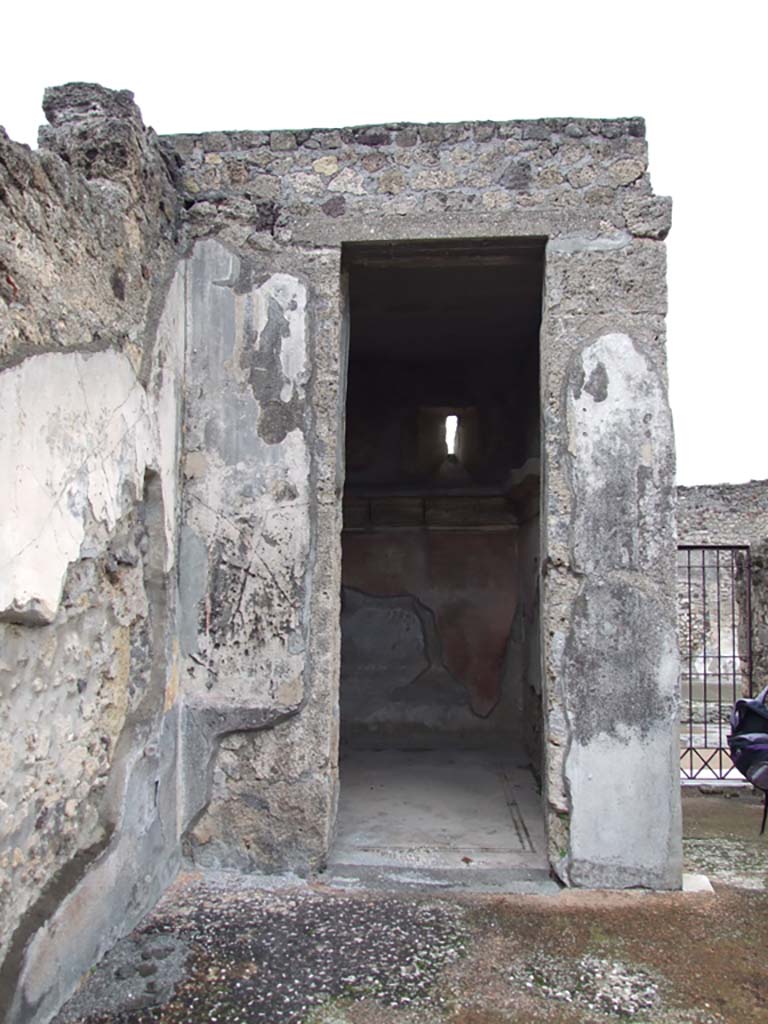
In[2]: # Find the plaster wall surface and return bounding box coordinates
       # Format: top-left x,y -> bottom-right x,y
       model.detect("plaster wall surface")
1,81 -> 682,1023
1,351 -> 164,624
555,332 -> 679,885
177,237 -> 340,873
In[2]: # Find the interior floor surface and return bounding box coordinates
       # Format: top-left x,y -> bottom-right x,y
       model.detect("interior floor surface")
322,748 -> 556,893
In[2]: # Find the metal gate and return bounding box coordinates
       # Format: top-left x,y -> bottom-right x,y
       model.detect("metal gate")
678,545 -> 753,780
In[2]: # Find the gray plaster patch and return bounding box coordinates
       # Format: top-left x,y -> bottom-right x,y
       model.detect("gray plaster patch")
342,590 -> 429,673
341,588 -> 432,720
340,586 -> 473,714
567,332 -> 675,575
563,578 -> 677,745
178,526 -> 208,656
259,398 -> 299,445
583,360 -> 608,402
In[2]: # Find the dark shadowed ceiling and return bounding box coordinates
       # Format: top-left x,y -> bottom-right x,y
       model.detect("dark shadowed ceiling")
344,238 -> 546,362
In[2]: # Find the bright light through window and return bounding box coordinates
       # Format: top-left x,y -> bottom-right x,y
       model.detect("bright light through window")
445,414 -> 458,456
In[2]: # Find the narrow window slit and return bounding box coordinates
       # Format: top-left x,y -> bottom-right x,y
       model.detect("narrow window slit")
445,414 -> 458,456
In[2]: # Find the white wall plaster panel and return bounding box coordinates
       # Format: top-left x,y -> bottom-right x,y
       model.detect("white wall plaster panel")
566,729 -> 682,888
0,295 -> 185,626
567,331 -> 674,576
0,352 -> 153,624
562,328 -> 680,888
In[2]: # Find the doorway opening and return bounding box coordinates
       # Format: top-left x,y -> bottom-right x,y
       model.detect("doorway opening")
332,238 -> 546,882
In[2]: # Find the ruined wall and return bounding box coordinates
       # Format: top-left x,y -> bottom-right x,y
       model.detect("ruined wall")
677,480 -> 768,700
169,112 -> 680,888
1,88 -> 683,1024
0,86 -> 184,1023
677,481 -> 768,548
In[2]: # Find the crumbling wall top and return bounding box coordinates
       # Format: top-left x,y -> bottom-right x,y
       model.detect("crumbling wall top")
160,106 -> 667,252
0,82 -> 179,372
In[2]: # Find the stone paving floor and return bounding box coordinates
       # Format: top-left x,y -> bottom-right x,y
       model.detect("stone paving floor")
53,788 -> 768,1024
324,749 -> 552,892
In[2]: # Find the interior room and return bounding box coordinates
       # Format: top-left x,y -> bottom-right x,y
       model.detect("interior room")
328,238 -> 549,883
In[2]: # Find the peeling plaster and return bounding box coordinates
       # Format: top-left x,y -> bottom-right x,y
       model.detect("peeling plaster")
181,240 -> 312,707
0,352 -> 154,624
567,332 -> 674,576
0,264 -> 184,627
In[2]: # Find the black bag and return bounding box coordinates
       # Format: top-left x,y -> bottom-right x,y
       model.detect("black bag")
727,683 -> 768,834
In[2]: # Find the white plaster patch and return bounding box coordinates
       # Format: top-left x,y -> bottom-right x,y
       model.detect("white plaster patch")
271,274 -> 307,403
0,342 -> 182,625
151,262 -> 186,571
568,333 -> 665,468
566,729 -> 682,887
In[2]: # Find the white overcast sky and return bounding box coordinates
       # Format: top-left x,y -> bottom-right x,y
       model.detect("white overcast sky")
2,2 -> 765,486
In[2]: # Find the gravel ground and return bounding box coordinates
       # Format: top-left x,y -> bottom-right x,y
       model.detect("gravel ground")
52,790 -> 768,1024
682,787 -> 768,890
55,878 -> 469,1024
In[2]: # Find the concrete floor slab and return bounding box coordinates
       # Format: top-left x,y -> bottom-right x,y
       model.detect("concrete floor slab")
325,749 -> 551,890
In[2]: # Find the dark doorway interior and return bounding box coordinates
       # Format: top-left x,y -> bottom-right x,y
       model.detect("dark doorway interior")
340,238 -> 545,767
331,239 -> 548,884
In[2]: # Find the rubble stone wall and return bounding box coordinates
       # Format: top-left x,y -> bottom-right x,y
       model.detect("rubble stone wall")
676,481 -> 768,548
677,481 -> 768,693
0,85 -> 184,1024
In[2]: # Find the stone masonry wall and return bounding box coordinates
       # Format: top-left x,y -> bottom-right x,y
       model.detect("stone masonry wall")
0,86 -> 184,1024
168,110 -> 680,888
677,481 -> 768,695
2,81 -> 683,1024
